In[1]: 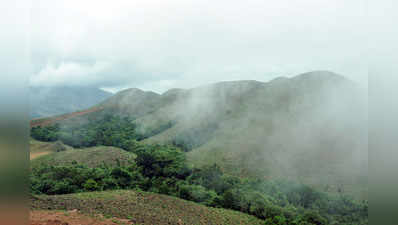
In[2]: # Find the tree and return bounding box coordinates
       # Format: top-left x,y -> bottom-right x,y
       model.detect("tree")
135,145 -> 190,179
84,179 -> 99,191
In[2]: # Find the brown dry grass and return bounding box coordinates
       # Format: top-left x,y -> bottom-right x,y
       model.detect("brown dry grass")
31,190 -> 264,225
31,210 -> 133,225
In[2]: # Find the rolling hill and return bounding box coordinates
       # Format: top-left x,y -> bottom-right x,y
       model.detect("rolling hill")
35,71 -> 368,198
29,86 -> 112,118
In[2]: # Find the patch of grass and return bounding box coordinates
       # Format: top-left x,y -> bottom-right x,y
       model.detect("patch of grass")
31,190 -> 264,225
30,138 -> 71,153
30,139 -> 73,160
31,146 -> 136,168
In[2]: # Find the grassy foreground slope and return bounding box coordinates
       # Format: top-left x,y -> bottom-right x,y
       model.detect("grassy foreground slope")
31,145 -> 136,168
31,190 -> 264,225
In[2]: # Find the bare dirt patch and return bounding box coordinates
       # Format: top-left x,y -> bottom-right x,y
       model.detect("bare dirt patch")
30,151 -> 51,160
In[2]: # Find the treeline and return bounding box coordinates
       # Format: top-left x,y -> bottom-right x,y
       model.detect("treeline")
30,115 -> 215,152
31,115 -> 142,149
31,123 -> 60,142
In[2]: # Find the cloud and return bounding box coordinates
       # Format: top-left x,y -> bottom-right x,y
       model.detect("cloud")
30,61 -> 112,87
29,0 -> 369,92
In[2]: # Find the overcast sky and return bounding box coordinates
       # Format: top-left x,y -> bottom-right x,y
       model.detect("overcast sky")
28,0 -> 371,93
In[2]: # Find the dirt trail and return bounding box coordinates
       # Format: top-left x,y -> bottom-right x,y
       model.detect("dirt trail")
30,210 -> 133,225
30,151 -> 51,160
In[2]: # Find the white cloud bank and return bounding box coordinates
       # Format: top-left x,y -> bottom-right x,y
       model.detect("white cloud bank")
29,0 -> 369,92
30,61 -> 112,87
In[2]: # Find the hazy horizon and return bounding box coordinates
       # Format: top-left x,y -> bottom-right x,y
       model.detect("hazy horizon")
28,0 -> 369,93
30,70 -> 366,95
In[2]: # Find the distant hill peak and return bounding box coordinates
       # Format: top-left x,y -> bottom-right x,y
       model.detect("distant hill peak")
29,86 -> 112,119
119,87 -> 142,93
118,88 -> 159,95
215,80 -> 263,85
293,70 -> 347,81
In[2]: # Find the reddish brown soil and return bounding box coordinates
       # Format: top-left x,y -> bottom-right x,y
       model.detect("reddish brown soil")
30,151 -> 51,160
30,210 -> 133,225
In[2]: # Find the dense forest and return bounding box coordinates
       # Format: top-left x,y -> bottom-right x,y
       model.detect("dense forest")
31,115 -> 368,225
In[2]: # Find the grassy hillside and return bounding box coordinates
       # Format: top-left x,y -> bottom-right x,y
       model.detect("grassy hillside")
31,190 -> 264,225
98,88 -> 162,118
139,72 -> 367,198
31,71 -> 368,198
31,146 -> 136,168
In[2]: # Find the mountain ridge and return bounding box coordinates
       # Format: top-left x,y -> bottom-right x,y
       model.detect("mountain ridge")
31,71 -> 367,197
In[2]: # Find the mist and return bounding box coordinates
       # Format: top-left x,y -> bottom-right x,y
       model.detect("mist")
113,71 -> 368,198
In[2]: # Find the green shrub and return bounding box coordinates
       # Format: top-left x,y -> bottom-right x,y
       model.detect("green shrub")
31,124 -> 60,142
135,144 -> 190,179
302,211 -> 327,225
178,184 -> 217,206
83,179 -> 99,191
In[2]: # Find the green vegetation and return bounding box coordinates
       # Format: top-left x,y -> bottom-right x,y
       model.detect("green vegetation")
31,163 -> 144,194
30,143 -> 188,195
31,115 -> 141,149
31,124 -> 60,142
186,164 -> 368,225
30,138 -> 70,153
31,161 -> 367,224
31,114 -> 368,224
31,146 -> 136,168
